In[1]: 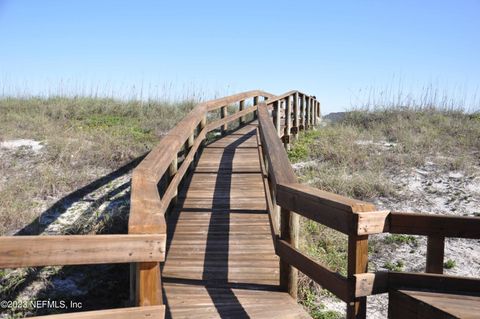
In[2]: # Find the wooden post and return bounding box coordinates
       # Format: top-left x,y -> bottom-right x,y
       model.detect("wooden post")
239,100 -> 245,125
347,235 -> 368,319
129,263 -> 136,303
284,96 -> 292,149
280,207 -> 299,300
221,106 -> 227,135
136,262 -> 162,306
168,156 -> 178,207
426,236 -> 445,274
300,94 -> 305,130
292,92 -> 299,140
312,100 -> 317,126
308,97 -> 315,127
305,97 -> 310,130
253,96 -> 259,119
200,114 -> 207,147
273,100 -> 281,137
317,101 -> 322,123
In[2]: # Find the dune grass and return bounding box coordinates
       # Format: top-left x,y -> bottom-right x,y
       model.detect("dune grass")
290,105 -> 480,318
0,96 -> 194,235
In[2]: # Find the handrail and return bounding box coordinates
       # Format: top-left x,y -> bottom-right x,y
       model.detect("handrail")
0,234 -> 165,268
256,91 -> 480,319
203,90 -> 275,111
128,89 -> 274,309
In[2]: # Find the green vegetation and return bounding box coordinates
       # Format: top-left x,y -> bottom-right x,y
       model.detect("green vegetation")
287,130 -> 321,162
289,105 -> 480,317
384,234 -> 418,247
0,96 -> 193,235
383,260 -> 405,272
302,219 -> 348,276
299,284 -> 343,319
289,107 -> 480,201
444,259 -> 457,269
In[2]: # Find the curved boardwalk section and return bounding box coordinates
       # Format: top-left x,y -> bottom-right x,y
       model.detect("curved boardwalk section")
162,124 -> 310,318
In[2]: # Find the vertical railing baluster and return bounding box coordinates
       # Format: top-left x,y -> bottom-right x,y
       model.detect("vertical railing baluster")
280,208 -> 299,300
239,99 -> 245,126
273,100 -> 281,137
168,155 -> 178,207
253,96 -> 259,120
347,235 -> 368,319
300,94 -> 305,131
284,95 -> 292,149
426,236 -> 445,274
221,106 -> 227,135
293,92 -> 299,141
305,97 -> 310,130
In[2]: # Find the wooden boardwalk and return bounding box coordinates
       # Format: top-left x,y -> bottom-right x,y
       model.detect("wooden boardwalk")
162,124 -> 310,318
2,90 -> 479,319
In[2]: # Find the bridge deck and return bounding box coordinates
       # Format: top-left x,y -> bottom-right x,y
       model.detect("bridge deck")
162,123 -> 310,318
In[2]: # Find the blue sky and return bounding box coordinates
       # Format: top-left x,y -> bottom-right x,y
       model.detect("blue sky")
1,0 -> 479,113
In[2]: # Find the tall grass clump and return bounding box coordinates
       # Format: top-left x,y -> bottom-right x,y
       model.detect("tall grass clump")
290,85 -> 480,317
0,95 -> 194,235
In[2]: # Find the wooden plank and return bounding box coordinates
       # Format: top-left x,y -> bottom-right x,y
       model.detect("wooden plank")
284,95 -> 292,149
390,212 -> 480,238
356,210 -> 390,235
347,235 -> 368,319
390,289 -> 480,319
426,235 -> 445,274
137,261 -> 162,306
257,104 -> 298,189
264,90 -> 297,105
388,272 -> 480,295
279,207 -> 299,299
356,271 -> 480,297
161,129 -> 206,211
239,99 -> 245,125
28,306 -> 165,319
0,234 -> 166,268
300,94 -> 305,130
221,106 -> 227,135
135,104 -> 206,183
275,238 -> 351,302
292,92 -> 299,139
206,105 -> 257,133
388,290 -> 456,319
129,173 -> 166,234
204,90 -> 275,111
354,272 -> 389,298
276,183 -> 375,234
273,101 -> 281,137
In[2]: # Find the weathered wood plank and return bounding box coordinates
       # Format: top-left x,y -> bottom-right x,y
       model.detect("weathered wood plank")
0,234 -> 166,268
426,235 -> 445,274
206,104 -> 257,133
28,306 -> 165,319
276,183 -> 375,234
347,235 -> 369,319
205,90 -> 275,111
389,290 -> 480,319
275,239 -> 350,302
390,212 -> 480,238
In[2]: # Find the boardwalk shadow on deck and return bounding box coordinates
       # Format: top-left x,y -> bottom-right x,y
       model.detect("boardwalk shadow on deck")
164,128 -> 257,318
203,130 -> 255,318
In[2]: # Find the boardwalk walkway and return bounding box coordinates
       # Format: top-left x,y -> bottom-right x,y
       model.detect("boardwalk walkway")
2,90 -> 479,319
162,123 -> 310,318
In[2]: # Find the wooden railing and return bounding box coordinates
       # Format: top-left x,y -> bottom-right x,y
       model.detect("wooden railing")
128,90 -> 275,307
2,89 -> 478,319
256,92 -> 480,318
0,234 -> 166,318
